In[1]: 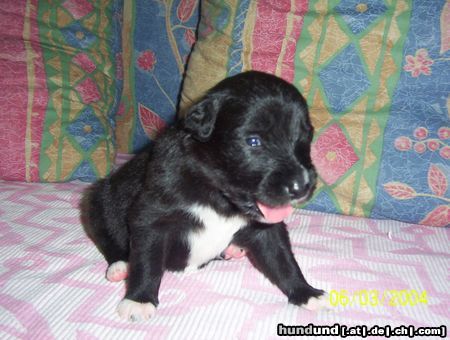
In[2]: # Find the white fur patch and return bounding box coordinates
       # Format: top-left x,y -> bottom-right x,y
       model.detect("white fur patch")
302,293 -> 330,311
117,299 -> 156,321
187,204 -> 246,270
301,165 -> 310,185
184,265 -> 200,274
106,261 -> 128,282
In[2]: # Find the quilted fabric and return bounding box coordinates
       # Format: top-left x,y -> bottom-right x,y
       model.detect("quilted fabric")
0,0 -> 122,182
180,0 -> 308,109
116,0 -> 199,153
0,180 -> 449,338
180,0 -> 450,226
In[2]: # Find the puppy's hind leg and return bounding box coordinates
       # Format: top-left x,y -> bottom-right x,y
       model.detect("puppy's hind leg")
232,222 -> 328,311
80,183 -> 130,282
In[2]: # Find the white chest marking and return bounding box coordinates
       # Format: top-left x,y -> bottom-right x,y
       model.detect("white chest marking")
187,204 -> 247,269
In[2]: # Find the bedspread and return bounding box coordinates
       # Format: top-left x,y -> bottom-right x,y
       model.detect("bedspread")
0,180 -> 449,339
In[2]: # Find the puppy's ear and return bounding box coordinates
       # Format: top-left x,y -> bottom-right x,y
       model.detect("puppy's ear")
183,94 -> 223,142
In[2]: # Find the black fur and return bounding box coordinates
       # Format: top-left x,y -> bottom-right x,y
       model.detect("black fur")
81,71 -> 323,318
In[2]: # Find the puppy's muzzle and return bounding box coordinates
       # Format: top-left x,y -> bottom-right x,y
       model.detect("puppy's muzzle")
284,166 -> 315,201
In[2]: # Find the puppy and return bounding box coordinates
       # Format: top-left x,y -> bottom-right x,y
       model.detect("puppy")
81,71 -> 325,321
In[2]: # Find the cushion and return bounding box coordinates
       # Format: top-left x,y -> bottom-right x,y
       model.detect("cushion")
116,0 -> 199,153
0,0 -> 122,182
180,0 -> 450,227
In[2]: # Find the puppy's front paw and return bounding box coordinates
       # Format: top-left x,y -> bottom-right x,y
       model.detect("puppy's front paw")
303,293 -> 330,311
117,299 -> 156,322
289,286 -> 329,311
106,261 -> 128,282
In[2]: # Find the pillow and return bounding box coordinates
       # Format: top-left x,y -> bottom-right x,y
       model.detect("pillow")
0,0 -> 123,182
180,0 -> 450,227
116,0 -> 199,153
180,0 -> 308,109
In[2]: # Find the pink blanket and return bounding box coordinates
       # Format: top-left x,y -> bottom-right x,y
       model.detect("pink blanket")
0,180 -> 448,339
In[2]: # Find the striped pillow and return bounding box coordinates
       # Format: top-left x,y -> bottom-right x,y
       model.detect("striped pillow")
0,0 -> 122,182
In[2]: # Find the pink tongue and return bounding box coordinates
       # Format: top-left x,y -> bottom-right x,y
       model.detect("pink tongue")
256,202 -> 293,223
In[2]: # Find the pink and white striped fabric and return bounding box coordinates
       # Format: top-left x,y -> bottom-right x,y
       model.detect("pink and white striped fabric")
0,180 -> 449,339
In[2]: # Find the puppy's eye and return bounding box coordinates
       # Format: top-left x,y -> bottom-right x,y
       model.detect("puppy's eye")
246,136 -> 262,147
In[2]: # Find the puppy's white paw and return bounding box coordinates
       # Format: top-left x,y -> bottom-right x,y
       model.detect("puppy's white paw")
302,293 -> 330,311
117,299 -> 156,322
106,261 -> 128,282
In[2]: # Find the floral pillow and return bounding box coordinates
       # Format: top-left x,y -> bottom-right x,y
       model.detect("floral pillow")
180,0 -> 449,226
115,0 -> 199,153
0,0 -> 122,182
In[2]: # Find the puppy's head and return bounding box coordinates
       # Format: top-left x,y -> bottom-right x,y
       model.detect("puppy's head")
182,71 -> 316,223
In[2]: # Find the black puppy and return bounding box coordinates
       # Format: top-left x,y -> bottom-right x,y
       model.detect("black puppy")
81,71 -> 326,321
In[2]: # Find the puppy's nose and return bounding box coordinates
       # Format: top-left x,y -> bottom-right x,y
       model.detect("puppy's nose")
286,180 -> 303,199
